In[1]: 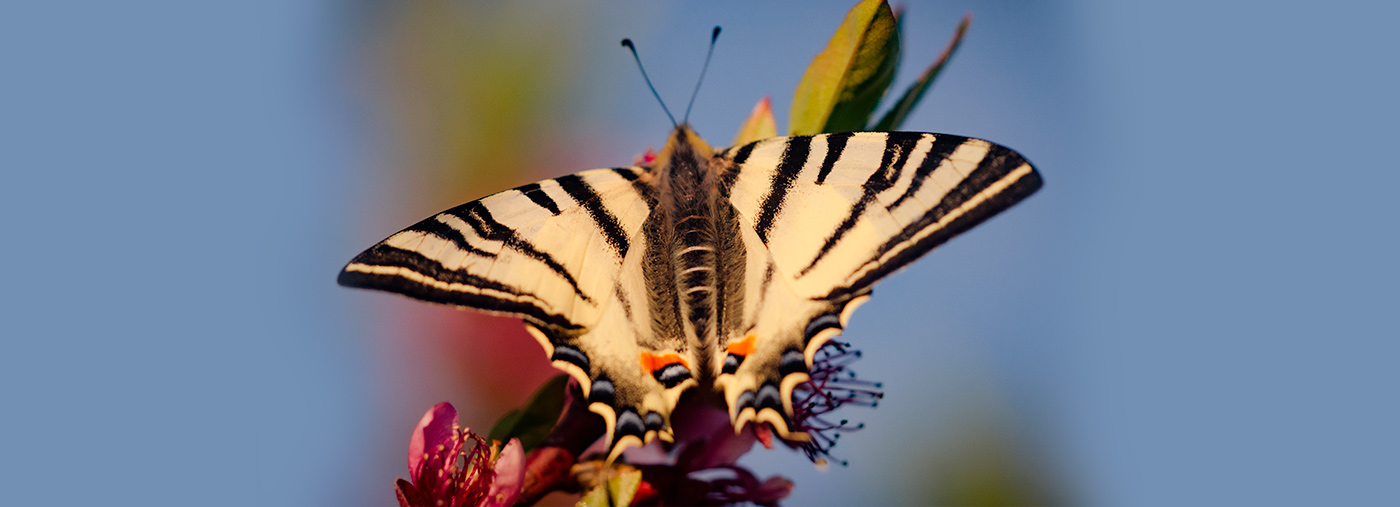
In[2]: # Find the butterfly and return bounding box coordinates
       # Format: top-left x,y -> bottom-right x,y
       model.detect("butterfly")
339,124 -> 1041,462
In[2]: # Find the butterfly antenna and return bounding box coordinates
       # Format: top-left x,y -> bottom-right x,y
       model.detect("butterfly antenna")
683,26 -> 721,124
621,38 -> 677,128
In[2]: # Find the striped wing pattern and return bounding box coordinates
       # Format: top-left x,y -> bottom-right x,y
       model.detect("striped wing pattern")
710,132 -> 1041,439
340,129 -> 1041,461
727,132 -> 1040,301
338,166 -> 657,385
340,164 -> 703,459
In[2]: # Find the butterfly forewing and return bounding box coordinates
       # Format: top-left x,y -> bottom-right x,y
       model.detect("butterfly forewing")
726,132 -> 1041,301
338,166 -> 654,336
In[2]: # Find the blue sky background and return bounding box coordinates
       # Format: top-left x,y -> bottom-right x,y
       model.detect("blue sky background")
2,1 -> 1396,506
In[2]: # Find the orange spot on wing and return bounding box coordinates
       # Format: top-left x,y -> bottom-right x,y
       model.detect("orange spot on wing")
639,352 -> 690,374
726,335 -> 757,356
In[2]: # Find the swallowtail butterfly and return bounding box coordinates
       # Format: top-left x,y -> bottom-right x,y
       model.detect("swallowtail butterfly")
340,122 -> 1040,461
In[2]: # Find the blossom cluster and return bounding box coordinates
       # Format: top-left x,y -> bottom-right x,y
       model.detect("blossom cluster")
395,403 -> 524,507
394,339 -> 882,506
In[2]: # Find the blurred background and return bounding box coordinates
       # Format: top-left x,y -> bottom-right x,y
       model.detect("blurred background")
2,1 -> 1397,506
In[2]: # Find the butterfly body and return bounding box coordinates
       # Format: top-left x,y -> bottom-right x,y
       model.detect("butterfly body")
340,125 -> 1041,461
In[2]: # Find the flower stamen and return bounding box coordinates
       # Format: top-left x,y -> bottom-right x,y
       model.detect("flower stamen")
788,340 -> 884,465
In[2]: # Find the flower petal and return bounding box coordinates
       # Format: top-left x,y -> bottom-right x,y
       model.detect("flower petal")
692,426 -> 758,470
732,96 -> 778,146
394,478 -> 418,507
482,438 -> 525,507
407,402 -> 458,477
750,475 -> 795,505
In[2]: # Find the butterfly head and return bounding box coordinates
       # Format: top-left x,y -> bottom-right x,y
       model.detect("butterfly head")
650,124 -> 715,171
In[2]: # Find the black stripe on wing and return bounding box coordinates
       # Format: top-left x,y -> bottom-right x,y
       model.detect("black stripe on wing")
825,143 -> 1042,300
610,167 -> 658,208
755,136 -> 813,244
814,131 -> 855,185
557,173 -> 632,256
798,133 -> 922,277
447,201 -> 595,304
719,141 -> 760,197
337,245 -> 581,331
518,183 -> 561,215
730,141 -> 758,166
884,134 -> 966,211
405,216 -> 498,260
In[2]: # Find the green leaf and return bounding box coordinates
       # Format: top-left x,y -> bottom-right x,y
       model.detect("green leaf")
577,485 -> 609,507
606,469 -> 643,507
872,13 -> 971,131
790,0 -> 900,135
488,374 -> 569,451
572,469 -> 642,507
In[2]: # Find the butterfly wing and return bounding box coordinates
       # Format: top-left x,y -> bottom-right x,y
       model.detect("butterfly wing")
340,167 -> 650,333
715,132 -> 1042,437
339,167 -> 682,453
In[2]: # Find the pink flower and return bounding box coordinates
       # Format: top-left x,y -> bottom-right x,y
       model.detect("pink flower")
613,399 -> 793,505
395,403 -> 525,507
